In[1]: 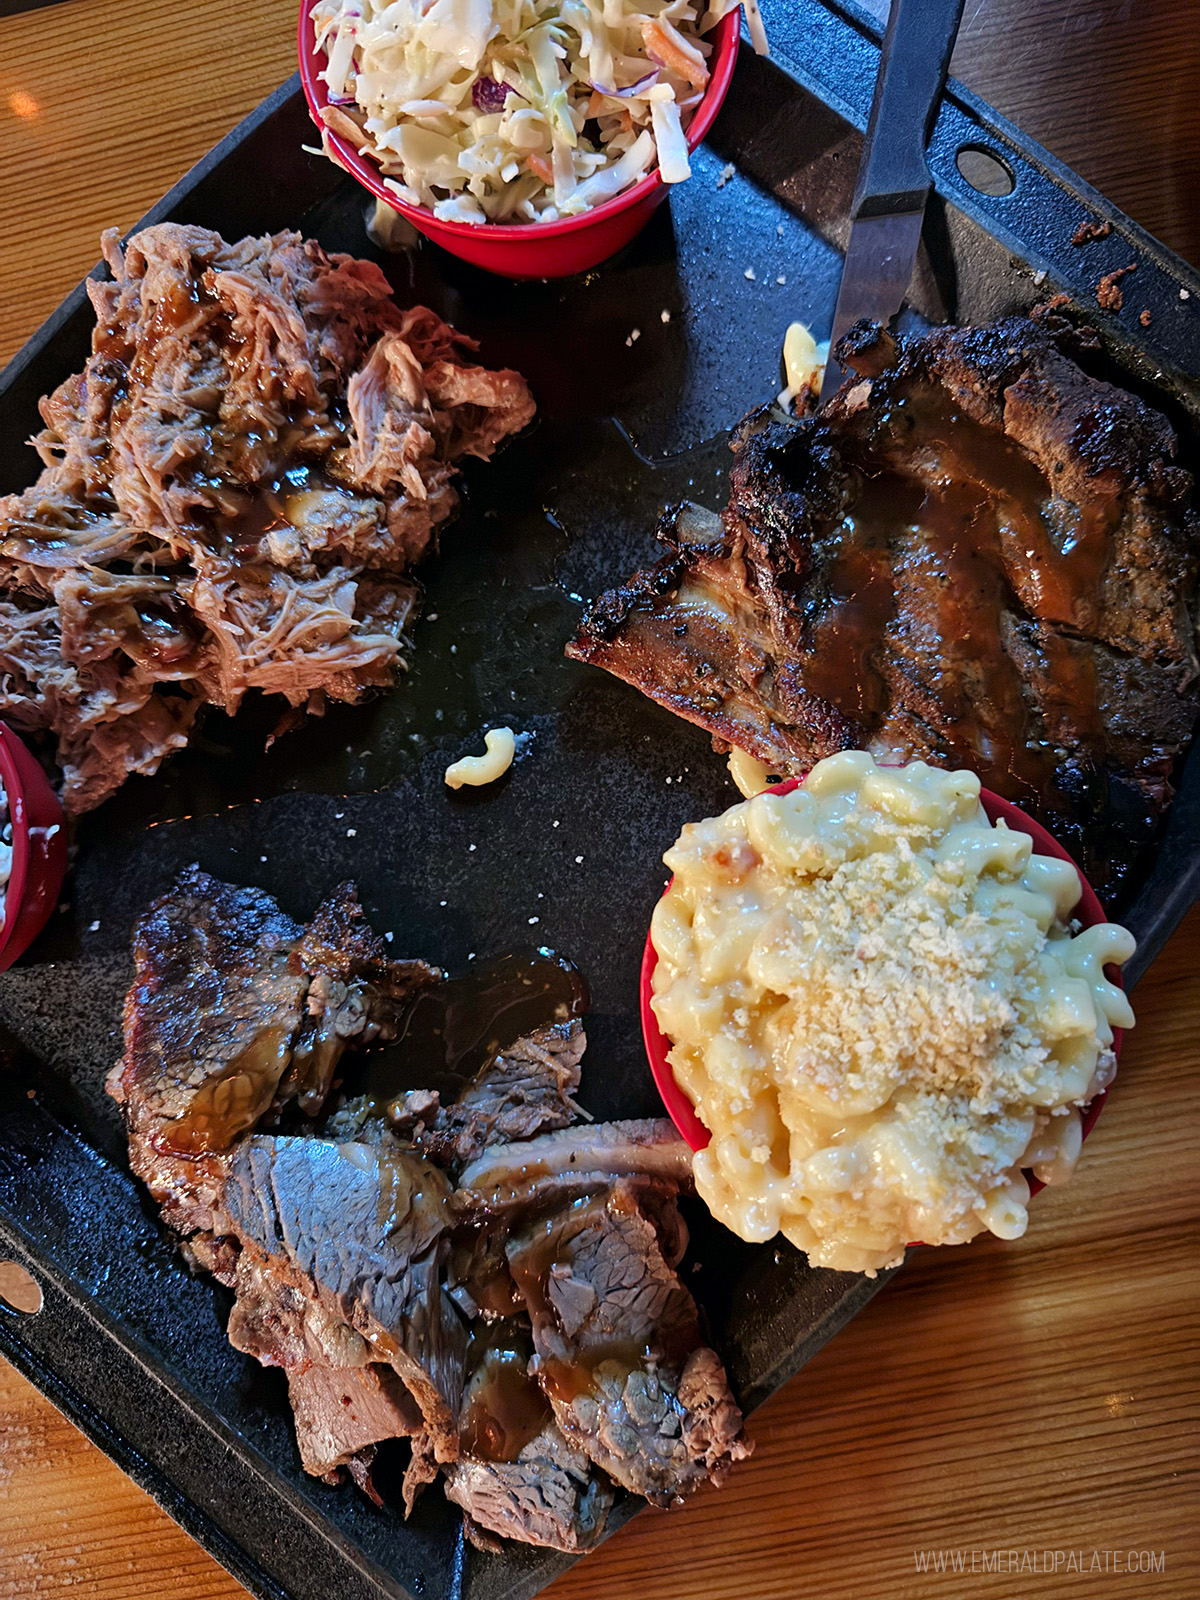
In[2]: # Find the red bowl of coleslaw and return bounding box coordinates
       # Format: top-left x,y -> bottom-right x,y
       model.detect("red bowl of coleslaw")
0,724 -> 67,972
298,3 -> 741,279
641,775 -> 1124,1187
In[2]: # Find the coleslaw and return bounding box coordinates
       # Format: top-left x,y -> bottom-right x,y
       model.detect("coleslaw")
310,0 -> 768,224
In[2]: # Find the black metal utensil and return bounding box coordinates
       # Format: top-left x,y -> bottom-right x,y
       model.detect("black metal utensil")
819,0 -> 967,400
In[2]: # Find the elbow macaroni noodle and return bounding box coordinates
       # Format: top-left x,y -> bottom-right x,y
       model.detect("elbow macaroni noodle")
650,752 -> 1135,1274
779,321 -> 830,409
727,747 -> 777,798
444,727 -> 517,790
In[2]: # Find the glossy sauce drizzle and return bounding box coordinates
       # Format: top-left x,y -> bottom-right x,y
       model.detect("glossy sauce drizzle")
211,460 -> 337,554
459,1336 -> 551,1462
506,1192 -> 694,1410
95,267 -> 350,558
798,391 -> 1118,806
354,948 -> 588,1109
374,1148 -> 451,1238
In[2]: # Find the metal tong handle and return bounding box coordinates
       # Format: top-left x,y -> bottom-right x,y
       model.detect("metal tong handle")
855,0 -> 965,221
819,0 -> 966,401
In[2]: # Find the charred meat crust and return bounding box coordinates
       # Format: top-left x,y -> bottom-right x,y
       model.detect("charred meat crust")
110,866 -> 307,1152
106,865 -> 441,1162
567,315 -> 1200,896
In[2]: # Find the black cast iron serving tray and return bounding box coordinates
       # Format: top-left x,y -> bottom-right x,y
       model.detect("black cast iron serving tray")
1,2 -> 1199,1596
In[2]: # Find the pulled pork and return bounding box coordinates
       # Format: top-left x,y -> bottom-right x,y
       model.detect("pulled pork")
0,224 -> 534,811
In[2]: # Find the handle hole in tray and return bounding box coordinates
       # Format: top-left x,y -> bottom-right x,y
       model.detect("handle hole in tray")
956,144 -> 1016,197
0,1261 -> 43,1315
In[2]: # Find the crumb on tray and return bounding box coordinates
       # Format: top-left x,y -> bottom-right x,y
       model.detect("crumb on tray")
1097,263 -> 1137,312
1072,218 -> 1113,246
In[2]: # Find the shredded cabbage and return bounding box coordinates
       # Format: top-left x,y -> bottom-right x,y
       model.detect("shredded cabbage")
311,0 -> 762,224
701,0 -> 767,57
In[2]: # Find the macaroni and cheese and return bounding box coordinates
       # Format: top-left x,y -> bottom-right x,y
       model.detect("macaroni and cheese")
650,752 -> 1135,1274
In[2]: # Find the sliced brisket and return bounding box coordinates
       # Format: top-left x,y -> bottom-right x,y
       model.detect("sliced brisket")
106,868 -> 439,1168
105,865 -> 309,1241
506,1182 -> 750,1506
442,1333 -> 613,1552
287,1363 -> 422,1479
111,875 -> 752,1543
222,1133 -> 465,1460
282,881 -> 441,1116
107,870 -> 461,1476
456,1117 -> 694,1212
444,1423 -> 613,1553
391,1019 -> 586,1168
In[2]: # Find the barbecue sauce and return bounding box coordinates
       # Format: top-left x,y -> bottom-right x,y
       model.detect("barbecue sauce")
798,391 -> 1118,809
374,1148 -> 452,1238
459,1337 -> 551,1462
448,1231 -> 526,1319
93,252 -> 353,560
354,949 -> 588,1109
801,473 -> 918,724
506,1191 -> 696,1412
208,461 -> 326,554
155,1022 -> 294,1155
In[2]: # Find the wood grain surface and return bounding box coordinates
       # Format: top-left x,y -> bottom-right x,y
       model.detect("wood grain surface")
1,0 -> 1198,1597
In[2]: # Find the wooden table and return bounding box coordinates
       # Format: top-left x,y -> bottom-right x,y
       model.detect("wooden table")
1,1 -> 1198,1596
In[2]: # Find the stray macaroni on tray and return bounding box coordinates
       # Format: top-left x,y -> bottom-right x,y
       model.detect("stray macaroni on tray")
650,752 -> 1136,1274
444,727 -> 518,789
